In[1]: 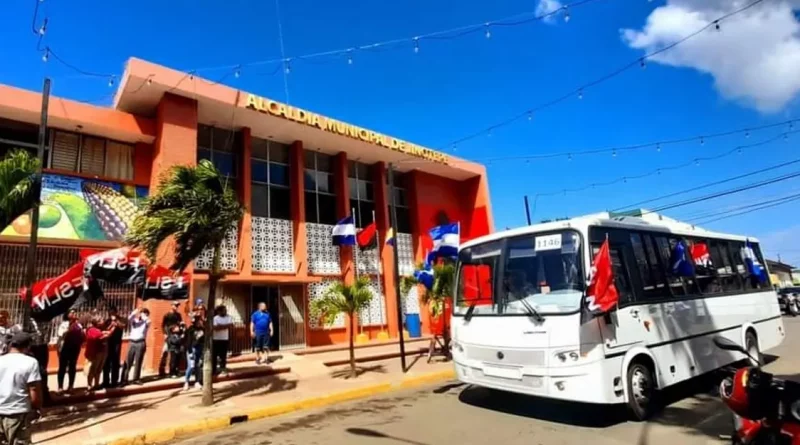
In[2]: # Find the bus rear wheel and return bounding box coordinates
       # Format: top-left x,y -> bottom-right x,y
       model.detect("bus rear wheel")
745,331 -> 761,367
626,361 -> 658,421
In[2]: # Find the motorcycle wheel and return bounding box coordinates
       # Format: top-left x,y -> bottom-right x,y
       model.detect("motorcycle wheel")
789,301 -> 798,316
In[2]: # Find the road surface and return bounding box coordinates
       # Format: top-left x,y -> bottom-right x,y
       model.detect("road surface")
171,317 -> 800,445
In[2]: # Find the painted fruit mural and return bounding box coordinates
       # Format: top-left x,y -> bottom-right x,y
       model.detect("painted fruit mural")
1,174 -> 148,241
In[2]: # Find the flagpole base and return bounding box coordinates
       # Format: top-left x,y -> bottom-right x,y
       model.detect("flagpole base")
376,330 -> 390,341
355,333 -> 370,344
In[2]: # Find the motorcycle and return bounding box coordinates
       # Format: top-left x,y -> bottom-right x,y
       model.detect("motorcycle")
714,336 -> 800,444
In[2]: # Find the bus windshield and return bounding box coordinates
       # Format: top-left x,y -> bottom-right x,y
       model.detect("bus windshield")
455,230 -> 584,316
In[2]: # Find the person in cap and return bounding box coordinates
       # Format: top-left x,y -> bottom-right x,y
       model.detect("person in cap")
158,302 -> 183,377
0,332 -> 42,444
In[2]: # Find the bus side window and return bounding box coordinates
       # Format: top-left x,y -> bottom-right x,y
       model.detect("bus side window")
751,242 -> 769,290
593,243 -> 634,305
729,241 -> 751,290
630,233 -> 670,299
714,240 -> 741,292
654,236 -> 687,297
694,238 -> 723,295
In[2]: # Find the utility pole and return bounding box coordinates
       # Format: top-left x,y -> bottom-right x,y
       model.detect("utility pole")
387,163 -> 407,372
23,78 -> 51,330
523,195 -> 532,226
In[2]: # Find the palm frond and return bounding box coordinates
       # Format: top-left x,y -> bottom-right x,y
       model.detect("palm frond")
125,159 -> 244,273
0,149 -> 40,230
310,277 -> 375,327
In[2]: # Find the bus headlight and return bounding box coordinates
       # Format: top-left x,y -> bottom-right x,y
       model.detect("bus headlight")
555,350 -> 580,363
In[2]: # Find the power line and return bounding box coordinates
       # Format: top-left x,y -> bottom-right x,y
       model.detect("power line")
695,193 -> 800,225
529,130 -> 797,200
442,0 -> 766,149
612,157 -> 800,212
688,191 -> 800,223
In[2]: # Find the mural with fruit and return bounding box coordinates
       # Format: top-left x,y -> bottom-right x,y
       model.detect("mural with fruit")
1,174 -> 148,241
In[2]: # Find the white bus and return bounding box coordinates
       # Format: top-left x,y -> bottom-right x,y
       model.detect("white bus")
451,211 -> 784,419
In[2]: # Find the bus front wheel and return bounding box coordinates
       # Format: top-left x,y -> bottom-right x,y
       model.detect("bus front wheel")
626,361 -> 658,421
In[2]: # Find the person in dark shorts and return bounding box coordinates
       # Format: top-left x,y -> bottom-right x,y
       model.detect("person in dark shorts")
102,306 -> 125,389
249,303 -> 273,365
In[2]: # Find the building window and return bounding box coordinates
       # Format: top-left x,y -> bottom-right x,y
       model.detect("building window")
389,172 -> 412,233
304,151 -> 337,225
48,130 -> 134,181
251,138 -> 291,219
197,125 -> 238,179
349,160 -> 374,228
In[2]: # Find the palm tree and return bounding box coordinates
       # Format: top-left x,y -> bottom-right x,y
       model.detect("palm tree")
0,149 -> 40,231
310,276 -> 374,377
126,159 -> 243,406
402,260 -> 455,356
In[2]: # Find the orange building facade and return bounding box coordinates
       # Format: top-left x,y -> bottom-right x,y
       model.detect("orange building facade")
0,58 -> 493,371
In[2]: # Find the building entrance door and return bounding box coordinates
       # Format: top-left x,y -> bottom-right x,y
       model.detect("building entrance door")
251,286 -> 279,351
278,287 -> 306,350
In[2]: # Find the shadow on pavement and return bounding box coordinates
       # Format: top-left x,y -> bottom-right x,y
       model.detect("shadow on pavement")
347,427 -> 430,445
329,364 -> 388,380
208,373 -> 299,404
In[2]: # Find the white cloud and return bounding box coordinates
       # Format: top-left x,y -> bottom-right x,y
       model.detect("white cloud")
621,1 -> 800,113
537,0 -> 564,24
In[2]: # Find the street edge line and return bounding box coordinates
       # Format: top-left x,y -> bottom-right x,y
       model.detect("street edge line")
98,368 -> 456,445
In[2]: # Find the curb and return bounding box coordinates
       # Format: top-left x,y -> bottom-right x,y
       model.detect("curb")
97,368 -> 456,445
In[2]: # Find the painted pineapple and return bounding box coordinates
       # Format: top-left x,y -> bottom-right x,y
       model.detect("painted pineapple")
82,182 -> 139,241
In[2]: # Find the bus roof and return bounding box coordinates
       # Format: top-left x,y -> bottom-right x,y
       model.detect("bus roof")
461,211 -> 759,250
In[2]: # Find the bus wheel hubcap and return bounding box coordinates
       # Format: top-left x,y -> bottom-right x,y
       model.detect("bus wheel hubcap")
632,370 -> 649,404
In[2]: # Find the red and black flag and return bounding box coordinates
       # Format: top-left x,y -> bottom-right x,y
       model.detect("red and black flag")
23,262 -> 103,322
82,247 -> 147,285
357,221 -> 378,249
140,265 -> 190,301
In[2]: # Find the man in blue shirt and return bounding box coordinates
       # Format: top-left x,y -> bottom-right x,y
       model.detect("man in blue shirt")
250,303 -> 273,364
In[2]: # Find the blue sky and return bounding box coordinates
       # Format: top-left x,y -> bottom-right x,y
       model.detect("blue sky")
2,0 -> 800,262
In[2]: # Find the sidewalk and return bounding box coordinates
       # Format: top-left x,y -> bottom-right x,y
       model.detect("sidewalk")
32,347 -> 454,445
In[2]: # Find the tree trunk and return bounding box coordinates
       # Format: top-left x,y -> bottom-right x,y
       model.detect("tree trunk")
348,312 -> 356,378
202,244 -> 221,406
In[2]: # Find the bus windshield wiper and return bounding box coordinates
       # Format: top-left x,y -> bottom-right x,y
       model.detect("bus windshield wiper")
517,297 -> 545,322
464,303 -> 476,322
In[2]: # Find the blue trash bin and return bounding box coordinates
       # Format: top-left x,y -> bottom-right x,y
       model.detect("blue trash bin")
405,313 -> 422,338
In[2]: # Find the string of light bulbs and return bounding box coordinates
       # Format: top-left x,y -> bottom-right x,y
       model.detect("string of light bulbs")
32,0 -> 606,88
441,0 -> 766,150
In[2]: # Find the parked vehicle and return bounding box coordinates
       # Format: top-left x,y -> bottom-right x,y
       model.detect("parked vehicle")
715,336 -> 800,444
777,287 -> 800,316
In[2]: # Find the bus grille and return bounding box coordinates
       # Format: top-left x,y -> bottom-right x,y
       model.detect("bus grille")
465,346 -> 545,366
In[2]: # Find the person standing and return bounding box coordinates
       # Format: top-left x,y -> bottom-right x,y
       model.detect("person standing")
27,319 -> 51,406
212,306 -> 233,376
0,332 -> 42,445
102,306 -> 125,389
250,302 -> 273,365
0,311 -> 21,355
83,317 -> 112,392
121,308 -> 150,386
183,316 -> 205,391
166,324 -> 184,378
55,310 -> 84,394
158,302 -> 183,377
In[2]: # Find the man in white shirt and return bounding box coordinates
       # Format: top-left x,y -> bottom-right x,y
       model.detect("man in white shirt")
0,332 -> 43,445
121,307 -> 151,386
212,305 -> 233,376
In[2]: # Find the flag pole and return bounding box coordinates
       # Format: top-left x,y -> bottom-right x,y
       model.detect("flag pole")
352,207 -> 364,336
388,163 -> 407,372
373,210 -> 388,338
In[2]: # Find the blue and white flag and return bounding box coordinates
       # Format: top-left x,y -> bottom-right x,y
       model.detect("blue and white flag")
669,240 -> 695,277
429,223 -> 460,260
414,262 -> 435,291
332,216 -> 356,246
742,240 -> 768,283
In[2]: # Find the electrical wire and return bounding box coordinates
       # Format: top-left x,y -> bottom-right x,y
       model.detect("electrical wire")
442,0 -> 766,149
695,193 -> 800,225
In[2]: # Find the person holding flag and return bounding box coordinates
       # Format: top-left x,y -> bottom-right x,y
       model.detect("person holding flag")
584,237 -> 619,316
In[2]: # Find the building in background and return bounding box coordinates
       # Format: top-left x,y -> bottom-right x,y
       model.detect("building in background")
0,58 -> 493,371
766,259 -> 795,288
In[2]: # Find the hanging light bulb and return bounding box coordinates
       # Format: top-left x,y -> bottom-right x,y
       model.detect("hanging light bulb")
451,144 -> 457,152
234,67 -> 241,78
623,177 -> 627,183
745,131 -> 750,139
527,111 -> 533,121
284,60 -> 291,74
738,147 -> 743,154
656,143 -> 661,152
700,136 -> 705,146
38,18 -> 48,36
640,58 -> 646,69
612,149 -> 617,157
563,6 -> 571,23
694,159 -> 700,166
790,122 -> 795,130
578,89 -> 584,100
347,50 -> 354,65
146,77 -> 153,86
567,153 -> 573,161
413,37 -> 420,54
485,24 -> 492,39
42,48 -> 49,62
189,71 -> 194,80
108,77 -> 115,87
715,20 -> 721,31
657,169 -> 661,175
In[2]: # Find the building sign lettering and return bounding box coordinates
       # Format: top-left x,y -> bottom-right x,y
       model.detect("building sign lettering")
243,94 -> 448,164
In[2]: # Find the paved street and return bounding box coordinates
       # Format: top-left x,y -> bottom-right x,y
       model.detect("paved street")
170,317 -> 800,445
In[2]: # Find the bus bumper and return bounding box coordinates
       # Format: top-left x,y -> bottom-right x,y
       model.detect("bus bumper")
453,359 -> 624,405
